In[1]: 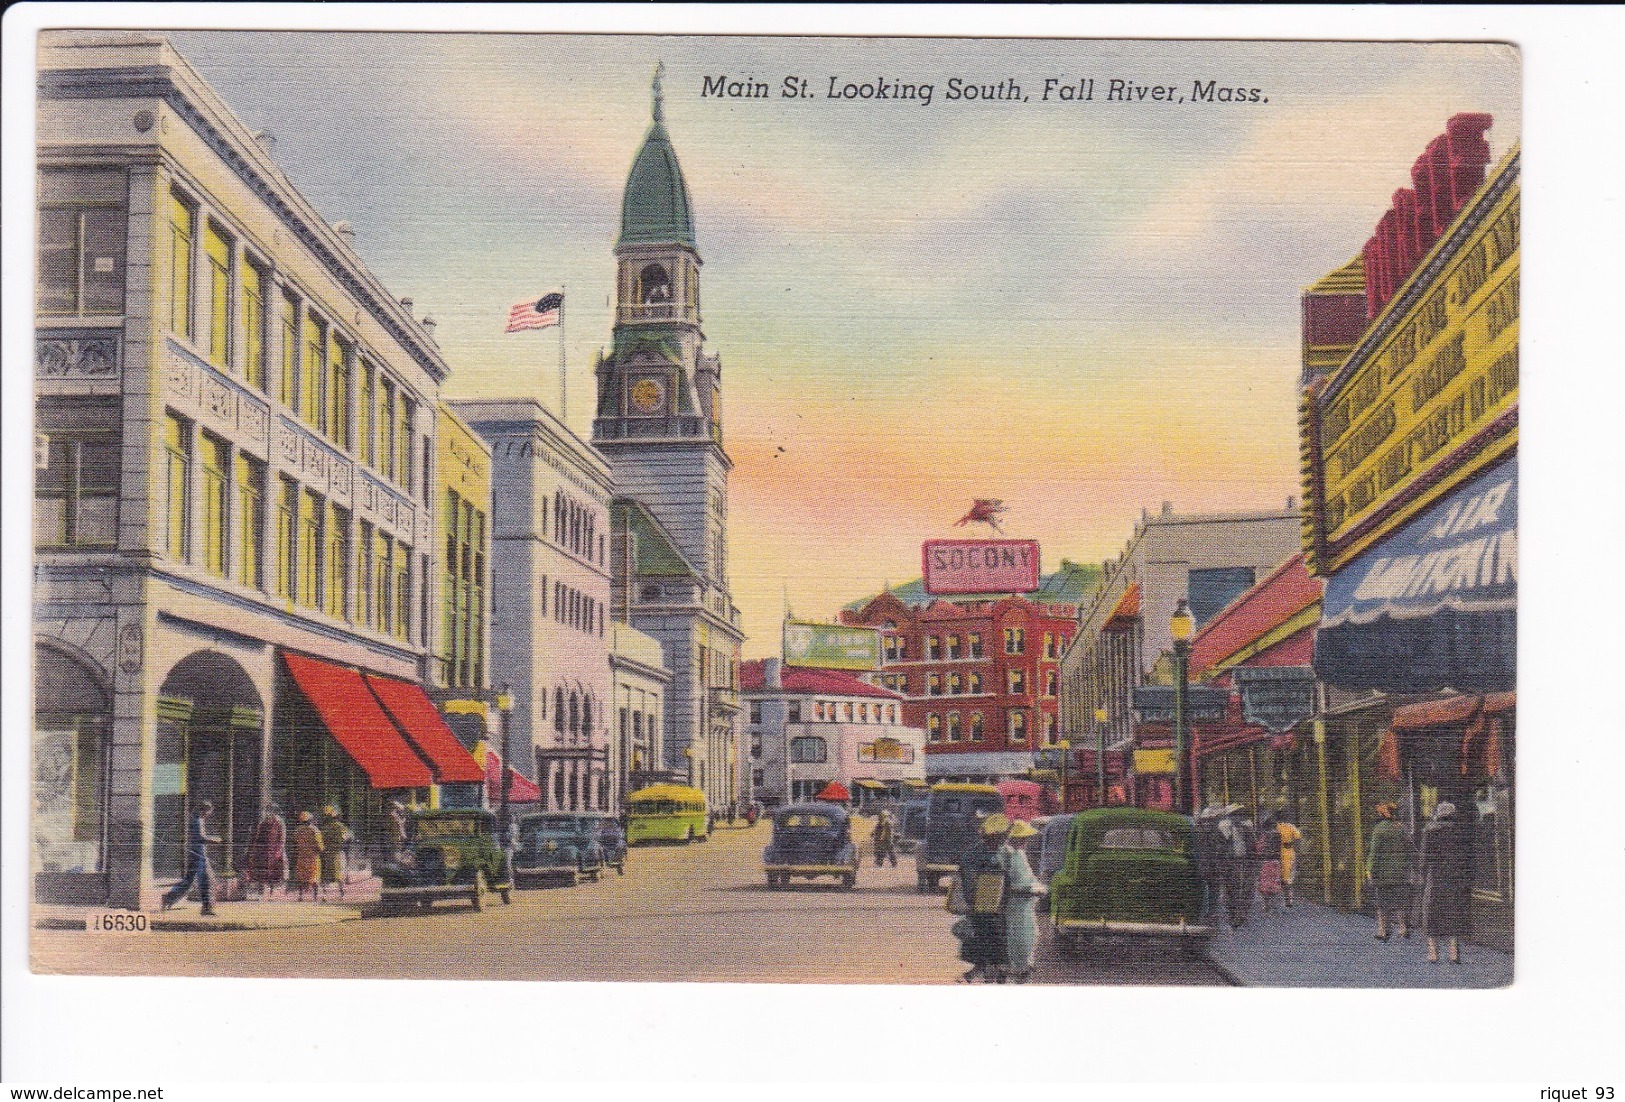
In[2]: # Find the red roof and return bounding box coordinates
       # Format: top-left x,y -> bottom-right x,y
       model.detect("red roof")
282,653 -> 432,789
1190,554 -> 1322,678
365,675 -> 486,784
740,660 -> 900,700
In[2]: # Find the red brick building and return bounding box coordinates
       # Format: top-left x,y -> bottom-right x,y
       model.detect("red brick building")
840,562 -> 1096,782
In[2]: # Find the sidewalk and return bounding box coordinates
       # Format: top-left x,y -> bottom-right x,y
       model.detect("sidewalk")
35,875 -> 380,933
1203,897 -> 1513,988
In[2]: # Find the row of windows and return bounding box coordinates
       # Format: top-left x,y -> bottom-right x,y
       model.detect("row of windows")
164,410 -> 419,642
441,489 -> 487,690
923,710 -> 1058,745
552,580 -> 605,638
553,489 -> 605,566
551,687 -> 600,741
879,628 -> 1073,662
886,668 -> 1061,698
747,700 -> 901,726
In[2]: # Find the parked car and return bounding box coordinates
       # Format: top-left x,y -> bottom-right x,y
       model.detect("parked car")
763,802 -> 859,890
1032,813 -> 1076,883
896,798 -> 929,854
377,808 -> 513,912
513,812 -> 606,886
915,783 -> 1004,891
583,811 -> 627,875
1047,807 -> 1212,955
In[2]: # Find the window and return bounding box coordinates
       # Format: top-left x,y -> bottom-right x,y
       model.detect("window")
1008,669 -> 1026,695
787,701 -> 801,723
926,714 -> 941,743
325,503 -> 349,620
968,632 -> 983,659
359,362 -> 376,466
275,477 -> 297,600
1044,632 -> 1056,659
928,673 -> 943,696
789,736 -> 827,764
240,257 -> 266,391
883,635 -> 899,661
165,190 -> 195,337
199,432 -> 228,577
1004,627 -> 1025,654
947,634 -> 962,660
925,636 -> 941,660
895,675 -> 908,695
1046,669 -> 1058,697
35,433 -> 118,548
947,712 -> 962,742
301,314 -> 326,432
969,713 -> 984,742
1008,710 -> 1028,743
279,292 -> 299,409
841,702 -> 853,722
895,637 -> 907,660
1044,712 -> 1059,744
969,672 -> 983,695
374,530 -> 392,634
398,394 -> 416,494
204,222 -> 231,367
163,413 -> 191,561
394,543 -> 411,641
37,169 -> 126,316
749,702 -> 763,725
328,331 -> 351,450
379,378 -> 397,481
360,521 -> 375,625
750,732 -> 762,759
859,703 -> 870,723
297,489 -> 322,608
948,672 -> 963,695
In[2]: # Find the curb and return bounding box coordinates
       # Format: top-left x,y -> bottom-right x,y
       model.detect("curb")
36,909 -> 368,933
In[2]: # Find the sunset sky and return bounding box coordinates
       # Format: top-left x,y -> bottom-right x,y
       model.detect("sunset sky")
165,32 -> 1520,654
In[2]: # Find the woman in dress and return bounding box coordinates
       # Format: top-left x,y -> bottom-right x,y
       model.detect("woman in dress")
243,805 -> 287,898
1420,802 -> 1473,964
1001,819 -> 1046,984
290,810 -> 324,902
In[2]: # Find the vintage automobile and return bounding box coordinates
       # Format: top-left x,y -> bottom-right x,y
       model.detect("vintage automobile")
512,812 -> 606,886
1047,807 -> 1212,954
582,811 -> 627,875
763,802 -> 859,890
915,783 -> 1005,891
377,808 -> 513,912
1031,813 -> 1076,883
896,798 -> 929,854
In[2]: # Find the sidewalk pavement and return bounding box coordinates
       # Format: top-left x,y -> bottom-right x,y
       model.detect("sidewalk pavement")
34,876 -> 379,932
1203,897 -> 1513,988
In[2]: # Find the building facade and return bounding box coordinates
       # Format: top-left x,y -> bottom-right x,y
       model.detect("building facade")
453,398 -> 616,814
592,69 -> 744,813
33,32 -> 483,908
841,561 -> 1097,783
741,659 -> 923,808
610,621 -> 672,806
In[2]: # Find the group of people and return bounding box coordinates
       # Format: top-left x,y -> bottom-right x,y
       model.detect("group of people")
951,813 -> 1046,984
161,801 -> 363,915
1367,800 -> 1474,964
1194,804 -> 1304,928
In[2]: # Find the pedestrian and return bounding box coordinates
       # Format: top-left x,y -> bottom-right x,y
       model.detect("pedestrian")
1276,812 -> 1305,908
161,800 -> 221,915
386,800 -> 410,861
1419,802 -> 1472,964
1217,805 -> 1255,927
1256,812 -> 1285,914
318,805 -> 353,901
1001,819 -> 1046,983
1193,806 -> 1226,922
290,810 -> 323,902
727,802 -> 737,827
953,813 -> 1010,984
872,810 -> 898,867
1366,801 -> 1414,942
243,804 -> 287,899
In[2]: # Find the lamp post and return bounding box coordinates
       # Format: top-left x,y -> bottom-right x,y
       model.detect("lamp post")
496,683 -> 515,836
684,745 -> 695,788
1056,739 -> 1070,811
1169,598 -> 1195,814
1094,706 -> 1109,806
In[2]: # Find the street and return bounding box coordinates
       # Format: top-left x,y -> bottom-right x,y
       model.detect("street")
32,818 -> 1226,986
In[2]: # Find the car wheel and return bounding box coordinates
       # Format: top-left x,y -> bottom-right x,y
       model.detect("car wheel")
567,869 -> 579,887
470,871 -> 487,912
589,866 -> 602,882
842,871 -> 856,891
684,827 -> 694,843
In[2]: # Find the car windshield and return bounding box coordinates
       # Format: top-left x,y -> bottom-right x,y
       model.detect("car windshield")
1099,826 -> 1177,850
778,813 -> 833,829
931,795 -> 1002,817
415,818 -> 478,839
523,818 -> 580,836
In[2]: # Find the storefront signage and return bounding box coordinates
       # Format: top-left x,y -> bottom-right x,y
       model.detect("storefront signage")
1308,157 -> 1518,574
1131,685 -> 1230,725
858,738 -> 915,764
922,539 -> 1040,594
1133,749 -> 1176,775
1235,666 -> 1317,732
782,620 -> 882,671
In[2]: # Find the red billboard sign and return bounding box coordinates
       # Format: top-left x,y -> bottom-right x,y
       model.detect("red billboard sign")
922,539 -> 1040,595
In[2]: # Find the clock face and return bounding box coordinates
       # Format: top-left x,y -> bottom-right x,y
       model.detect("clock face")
630,377 -> 666,414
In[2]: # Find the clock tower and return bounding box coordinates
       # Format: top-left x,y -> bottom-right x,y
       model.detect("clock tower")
595,65 -> 744,812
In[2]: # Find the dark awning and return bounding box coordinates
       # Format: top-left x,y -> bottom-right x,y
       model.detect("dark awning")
282,653 -> 432,789
1316,457 -> 1516,693
365,675 -> 485,784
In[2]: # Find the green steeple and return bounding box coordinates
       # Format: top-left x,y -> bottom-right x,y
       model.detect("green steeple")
619,63 -> 696,248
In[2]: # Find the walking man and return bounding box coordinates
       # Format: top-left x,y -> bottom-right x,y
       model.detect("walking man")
162,800 -> 222,915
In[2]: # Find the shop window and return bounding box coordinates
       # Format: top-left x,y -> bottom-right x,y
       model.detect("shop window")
35,431 -> 119,549
37,168 -> 127,317
33,645 -> 112,878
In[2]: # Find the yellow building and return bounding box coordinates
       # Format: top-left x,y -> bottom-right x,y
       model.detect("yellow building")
434,405 -> 491,693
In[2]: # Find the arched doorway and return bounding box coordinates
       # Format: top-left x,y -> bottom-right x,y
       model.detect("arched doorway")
154,650 -> 263,881
34,643 -> 112,899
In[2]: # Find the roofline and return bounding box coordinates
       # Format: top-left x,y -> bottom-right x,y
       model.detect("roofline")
449,398 -> 614,489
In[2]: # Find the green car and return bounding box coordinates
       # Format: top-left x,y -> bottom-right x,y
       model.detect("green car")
378,808 -> 514,912
1047,807 -> 1212,954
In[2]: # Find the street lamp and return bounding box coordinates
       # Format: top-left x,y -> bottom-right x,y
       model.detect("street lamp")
1169,598 -> 1195,814
684,745 -> 695,788
1094,706 -> 1109,806
496,683 -> 515,836
1056,738 -> 1070,812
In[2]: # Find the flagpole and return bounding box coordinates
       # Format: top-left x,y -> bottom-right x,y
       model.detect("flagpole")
558,284 -> 567,423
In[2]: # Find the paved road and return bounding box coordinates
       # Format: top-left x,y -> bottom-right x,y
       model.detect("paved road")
32,817 -> 1226,986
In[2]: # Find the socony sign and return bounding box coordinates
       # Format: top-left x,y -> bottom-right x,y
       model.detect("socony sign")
922,539 -> 1040,595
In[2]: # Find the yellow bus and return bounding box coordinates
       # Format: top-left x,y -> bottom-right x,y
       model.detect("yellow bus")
625,784 -> 710,844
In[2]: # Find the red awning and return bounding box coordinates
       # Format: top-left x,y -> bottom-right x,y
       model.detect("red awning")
282,653 -> 432,789
365,675 -> 485,784
816,781 -> 850,803
1392,694 -> 1482,730
484,749 -> 542,804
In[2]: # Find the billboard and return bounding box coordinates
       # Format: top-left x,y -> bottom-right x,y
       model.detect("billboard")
782,620 -> 882,671
922,539 -> 1040,595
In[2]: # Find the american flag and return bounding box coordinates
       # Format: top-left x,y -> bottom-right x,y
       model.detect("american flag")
506,290 -> 563,333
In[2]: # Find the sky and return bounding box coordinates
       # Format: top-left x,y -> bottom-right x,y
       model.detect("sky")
160,31 -> 1521,655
